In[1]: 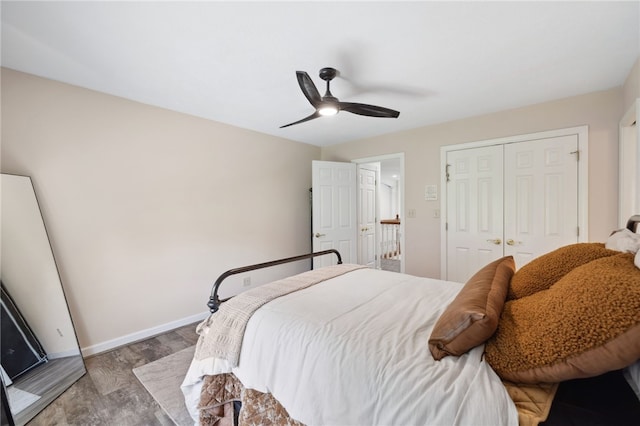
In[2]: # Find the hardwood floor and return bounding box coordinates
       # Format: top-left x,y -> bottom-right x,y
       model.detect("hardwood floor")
26,323 -> 199,426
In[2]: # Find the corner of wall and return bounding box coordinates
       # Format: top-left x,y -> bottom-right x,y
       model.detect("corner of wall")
623,56 -> 640,111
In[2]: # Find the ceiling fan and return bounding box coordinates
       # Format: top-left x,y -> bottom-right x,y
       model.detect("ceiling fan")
280,67 -> 400,128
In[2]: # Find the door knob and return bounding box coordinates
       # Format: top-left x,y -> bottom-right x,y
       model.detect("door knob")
361,227 -> 369,232
314,233 -> 326,238
506,239 -> 521,246
486,238 -> 502,245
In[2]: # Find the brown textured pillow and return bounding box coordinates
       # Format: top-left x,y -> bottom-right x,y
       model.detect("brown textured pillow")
508,243 -> 619,300
485,253 -> 640,383
429,256 -> 515,360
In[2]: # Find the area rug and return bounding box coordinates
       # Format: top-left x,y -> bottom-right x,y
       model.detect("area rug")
133,345 -> 195,426
6,387 -> 40,414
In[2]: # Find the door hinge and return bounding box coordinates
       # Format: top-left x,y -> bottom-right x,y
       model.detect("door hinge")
445,222 -> 448,231
570,150 -> 580,161
577,226 -> 580,237
445,164 -> 451,182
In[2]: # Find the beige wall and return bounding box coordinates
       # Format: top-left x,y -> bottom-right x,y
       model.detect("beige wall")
1,68 -> 321,352
322,89 -> 623,279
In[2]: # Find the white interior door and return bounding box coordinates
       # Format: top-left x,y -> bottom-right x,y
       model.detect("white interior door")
504,135 -> 579,268
312,160 -> 357,268
446,145 -> 504,283
358,166 -> 377,268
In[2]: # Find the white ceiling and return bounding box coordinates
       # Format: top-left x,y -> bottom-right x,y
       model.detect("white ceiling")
2,1 -> 638,147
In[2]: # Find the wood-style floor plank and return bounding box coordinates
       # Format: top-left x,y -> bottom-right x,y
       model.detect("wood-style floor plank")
24,322 -> 200,425
173,324 -> 200,346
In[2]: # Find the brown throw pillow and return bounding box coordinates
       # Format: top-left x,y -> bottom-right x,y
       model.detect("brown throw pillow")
485,253 -> 640,383
429,256 -> 515,360
508,243 -> 619,300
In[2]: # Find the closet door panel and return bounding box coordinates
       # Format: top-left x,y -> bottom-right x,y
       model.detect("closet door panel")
446,146 -> 504,283
504,135 -> 579,268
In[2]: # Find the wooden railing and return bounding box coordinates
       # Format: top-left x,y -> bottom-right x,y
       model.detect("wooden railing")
380,215 -> 401,260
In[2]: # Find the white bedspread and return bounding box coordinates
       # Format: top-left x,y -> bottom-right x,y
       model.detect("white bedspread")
182,268 -> 518,426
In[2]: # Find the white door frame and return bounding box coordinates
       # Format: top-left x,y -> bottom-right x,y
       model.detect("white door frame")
352,153 -> 406,273
440,126 -> 589,279
618,99 -> 640,228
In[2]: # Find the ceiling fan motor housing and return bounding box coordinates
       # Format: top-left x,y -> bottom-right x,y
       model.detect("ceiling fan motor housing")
319,67 -> 337,81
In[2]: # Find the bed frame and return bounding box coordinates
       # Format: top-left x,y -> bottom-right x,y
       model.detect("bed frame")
207,249 -> 342,313
201,216 -> 640,426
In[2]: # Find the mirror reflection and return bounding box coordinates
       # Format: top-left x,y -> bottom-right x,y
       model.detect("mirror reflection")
1,174 -> 86,425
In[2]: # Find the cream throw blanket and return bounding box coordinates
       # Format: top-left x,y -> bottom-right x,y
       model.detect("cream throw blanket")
194,263 -> 366,366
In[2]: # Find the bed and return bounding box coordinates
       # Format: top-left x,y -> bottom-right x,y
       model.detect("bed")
181,216 -> 640,426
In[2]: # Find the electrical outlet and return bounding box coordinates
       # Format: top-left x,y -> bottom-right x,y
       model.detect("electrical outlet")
407,209 -> 416,218
243,277 -> 251,287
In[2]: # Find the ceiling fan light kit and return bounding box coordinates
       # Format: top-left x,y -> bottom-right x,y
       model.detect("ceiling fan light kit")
318,102 -> 339,116
280,67 -> 400,128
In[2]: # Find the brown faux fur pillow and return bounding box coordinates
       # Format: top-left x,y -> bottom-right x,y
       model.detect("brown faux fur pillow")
485,253 -> 640,383
429,256 -> 514,360
508,243 -> 619,300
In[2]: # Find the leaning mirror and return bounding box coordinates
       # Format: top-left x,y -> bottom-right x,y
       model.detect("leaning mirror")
1,174 -> 86,425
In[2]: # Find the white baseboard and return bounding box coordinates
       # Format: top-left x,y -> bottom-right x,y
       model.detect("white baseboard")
80,311 -> 209,357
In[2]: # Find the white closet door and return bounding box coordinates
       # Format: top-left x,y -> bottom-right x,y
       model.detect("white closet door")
446,145 -> 504,283
504,135 -> 579,268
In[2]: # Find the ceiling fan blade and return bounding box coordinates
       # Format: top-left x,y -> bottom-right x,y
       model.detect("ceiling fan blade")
339,102 -> 400,118
280,111 -> 321,128
296,71 -> 322,107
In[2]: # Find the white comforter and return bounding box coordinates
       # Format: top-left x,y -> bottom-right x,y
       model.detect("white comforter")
182,268 -> 518,426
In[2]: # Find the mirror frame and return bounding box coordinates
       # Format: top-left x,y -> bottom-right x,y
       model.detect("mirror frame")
1,174 -> 86,425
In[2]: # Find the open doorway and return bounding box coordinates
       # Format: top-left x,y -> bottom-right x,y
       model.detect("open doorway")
353,154 -> 404,273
